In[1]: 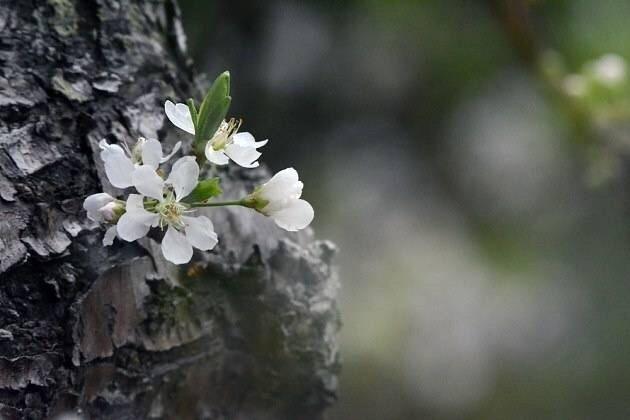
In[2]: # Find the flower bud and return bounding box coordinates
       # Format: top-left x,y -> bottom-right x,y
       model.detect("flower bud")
83,193 -> 124,223
99,201 -> 124,223
247,168 -> 314,231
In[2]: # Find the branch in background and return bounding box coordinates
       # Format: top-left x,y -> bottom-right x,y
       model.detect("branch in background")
487,0 -> 630,185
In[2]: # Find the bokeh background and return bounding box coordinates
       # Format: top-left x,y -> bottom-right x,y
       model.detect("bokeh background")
178,1 -> 630,419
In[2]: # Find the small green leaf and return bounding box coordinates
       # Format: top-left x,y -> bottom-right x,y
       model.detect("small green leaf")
194,96 -> 231,157
184,178 -> 223,203
196,71 -> 231,145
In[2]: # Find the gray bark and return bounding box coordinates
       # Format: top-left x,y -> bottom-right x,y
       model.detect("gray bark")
0,1 -> 340,419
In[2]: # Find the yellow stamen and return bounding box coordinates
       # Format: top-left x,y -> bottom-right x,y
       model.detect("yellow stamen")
211,118 -> 242,151
155,194 -> 188,230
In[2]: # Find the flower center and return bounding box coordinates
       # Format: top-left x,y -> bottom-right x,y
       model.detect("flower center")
211,118 -> 242,151
155,196 -> 187,230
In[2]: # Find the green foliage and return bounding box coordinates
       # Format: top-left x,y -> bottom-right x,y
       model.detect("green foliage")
184,178 -> 222,203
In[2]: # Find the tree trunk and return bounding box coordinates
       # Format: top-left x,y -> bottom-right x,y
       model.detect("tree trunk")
0,1 -> 340,419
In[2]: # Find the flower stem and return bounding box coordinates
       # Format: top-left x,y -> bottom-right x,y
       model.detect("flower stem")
194,147 -> 207,165
189,200 -> 245,208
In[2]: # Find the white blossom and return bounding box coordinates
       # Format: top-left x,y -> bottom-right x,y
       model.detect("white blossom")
249,167 -> 314,231
99,137 -> 181,189
85,77 -> 322,265
205,119 -> 267,168
116,156 -> 218,264
590,54 -> 627,86
163,101 -> 267,168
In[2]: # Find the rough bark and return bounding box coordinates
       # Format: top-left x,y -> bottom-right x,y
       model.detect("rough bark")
0,1 -> 340,419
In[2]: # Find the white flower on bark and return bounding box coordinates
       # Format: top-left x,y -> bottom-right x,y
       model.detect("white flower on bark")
83,192 -> 123,246
99,137 -> 181,189
86,78 -> 320,265
205,119 -> 267,168
249,167 -> 314,231
116,156 -> 218,264
164,101 -> 267,168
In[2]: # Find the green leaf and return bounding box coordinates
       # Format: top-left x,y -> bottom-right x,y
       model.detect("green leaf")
195,71 -> 231,145
184,178 -> 223,203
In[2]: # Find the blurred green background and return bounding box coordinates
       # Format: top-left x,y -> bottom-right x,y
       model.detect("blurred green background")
178,1 -> 630,419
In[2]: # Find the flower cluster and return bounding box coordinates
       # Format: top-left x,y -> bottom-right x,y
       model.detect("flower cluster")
561,53 -> 628,99
84,72 -> 314,264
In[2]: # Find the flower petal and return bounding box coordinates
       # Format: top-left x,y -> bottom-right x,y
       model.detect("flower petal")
254,139 -> 268,148
161,226 -> 193,264
116,195 -> 158,241
83,192 -> 114,222
166,156 -> 199,201
125,193 -> 154,214
117,214 -> 152,241
183,216 -> 218,251
232,132 -> 268,148
164,100 -> 195,135
259,168 -> 303,203
268,199 -> 314,231
160,141 -> 182,163
132,165 -> 165,201
99,140 -> 134,188
141,138 -> 163,169
205,146 -> 230,165
225,142 -> 261,168
103,225 -> 118,246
